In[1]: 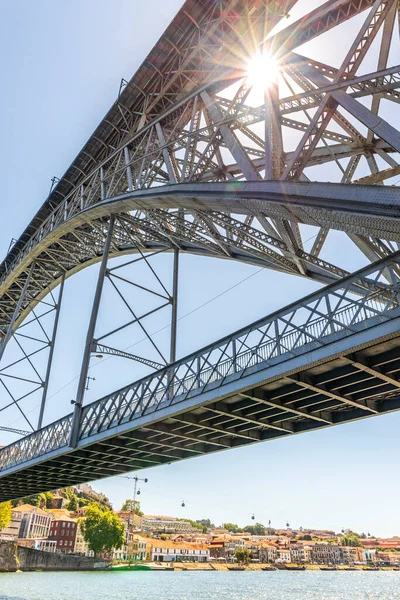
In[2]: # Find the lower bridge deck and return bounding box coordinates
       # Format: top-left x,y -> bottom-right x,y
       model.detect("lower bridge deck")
1,253 -> 400,501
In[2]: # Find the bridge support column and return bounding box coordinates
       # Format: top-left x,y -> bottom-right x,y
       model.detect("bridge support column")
69,215 -> 115,448
37,272 -> 66,430
170,248 -> 179,364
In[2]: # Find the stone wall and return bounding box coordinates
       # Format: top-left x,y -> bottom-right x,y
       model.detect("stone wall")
0,542 -> 108,571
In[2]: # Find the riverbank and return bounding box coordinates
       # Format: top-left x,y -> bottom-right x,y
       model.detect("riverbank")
0,541 -> 108,572
112,561 -> 399,572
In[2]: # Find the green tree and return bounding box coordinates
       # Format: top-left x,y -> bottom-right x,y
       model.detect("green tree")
41,492 -> 54,509
223,523 -> 243,533
235,547 -> 250,565
81,503 -> 125,557
67,494 -> 79,512
13,494 -> 42,507
64,487 -> 75,500
196,519 -> 214,529
0,502 -> 12,529
120,499 -> 143,515
179,519 -> 202,531
12,491 -> 53,509
244,522 -> 266,536
341,530 -> 362,547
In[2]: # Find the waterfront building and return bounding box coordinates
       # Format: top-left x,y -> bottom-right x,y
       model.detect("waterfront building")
209,536 -> 245,562
140,515 -> 198,534
130,534 -> 148,561
376,551 -> 400,566
0,510 -> 22,540
34,539 -> 57,553
340,546 -> 361,565
73,522 -> 93,557
48,517 -> 77,554
150,541 -> 210,563
311,543 -> 342,565
13,504 -> 51,539
258,544 -> 278,564
289,544 -> 307,563
111,547 -> 128,561
361,548 -> 377,565
277,548 -> 291,563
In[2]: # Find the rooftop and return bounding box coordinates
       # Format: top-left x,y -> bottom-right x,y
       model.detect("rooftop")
12,504 -> 48,516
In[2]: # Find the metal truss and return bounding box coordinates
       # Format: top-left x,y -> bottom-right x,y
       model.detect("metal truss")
1,250 -> 400,496
0,269 -> 65,433
0,0 -> 399,449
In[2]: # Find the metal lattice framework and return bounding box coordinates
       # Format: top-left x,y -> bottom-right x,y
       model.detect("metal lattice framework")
0,0 -> 400,497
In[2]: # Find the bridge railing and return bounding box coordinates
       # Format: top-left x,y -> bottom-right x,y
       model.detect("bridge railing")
1,252 -> 399,472
0,415 -> 72,471
77,252 -> 400,440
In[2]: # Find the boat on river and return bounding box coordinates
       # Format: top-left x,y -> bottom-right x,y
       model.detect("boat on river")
261,566 -> 277,571
110,564 -> 174,572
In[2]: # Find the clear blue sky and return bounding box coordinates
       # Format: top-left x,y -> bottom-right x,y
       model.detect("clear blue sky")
0,0 -> 399,536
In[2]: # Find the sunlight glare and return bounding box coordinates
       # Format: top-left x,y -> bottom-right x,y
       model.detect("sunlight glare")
247,53 -> 279,90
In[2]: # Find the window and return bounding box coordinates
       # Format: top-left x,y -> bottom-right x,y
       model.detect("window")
60,540 -> 63,546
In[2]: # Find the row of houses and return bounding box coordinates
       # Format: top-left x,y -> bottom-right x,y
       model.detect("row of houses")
0,504 -> 210,562
2,504 -> 400,566
209,536 -> 400,566
0,504 -> 92,556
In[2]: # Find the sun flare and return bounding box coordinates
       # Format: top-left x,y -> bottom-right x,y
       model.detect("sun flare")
247,53 -> 279,90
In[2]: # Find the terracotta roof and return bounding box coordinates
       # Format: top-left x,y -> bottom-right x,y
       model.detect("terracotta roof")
51,516 -> 77,523
13,504 -> 48,515
50,509 -> 72,518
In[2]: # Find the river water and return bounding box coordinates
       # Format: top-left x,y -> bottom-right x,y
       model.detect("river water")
1,570 -> 400,600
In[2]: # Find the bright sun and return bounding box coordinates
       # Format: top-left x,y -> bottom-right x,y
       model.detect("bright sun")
247,53 -> 279,90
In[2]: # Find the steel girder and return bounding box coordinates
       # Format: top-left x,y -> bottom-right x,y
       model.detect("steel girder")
0,0 -> 399,445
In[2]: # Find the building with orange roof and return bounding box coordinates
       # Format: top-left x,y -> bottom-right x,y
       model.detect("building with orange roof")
209,535 -> 246,562
12,504 -> 52,539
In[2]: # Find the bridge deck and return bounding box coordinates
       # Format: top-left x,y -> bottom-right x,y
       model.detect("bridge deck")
0,252 -> 400,501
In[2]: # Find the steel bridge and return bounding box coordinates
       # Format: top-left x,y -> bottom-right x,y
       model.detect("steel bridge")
0,0 -> 400,500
